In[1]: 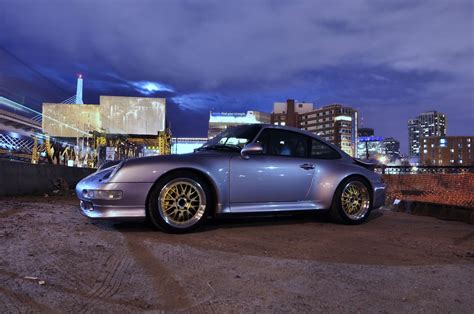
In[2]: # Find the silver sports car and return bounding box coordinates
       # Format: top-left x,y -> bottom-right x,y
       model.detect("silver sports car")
76,124 -> 386,233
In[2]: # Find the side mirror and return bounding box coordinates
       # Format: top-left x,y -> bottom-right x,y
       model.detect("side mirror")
241,142 -> 263,159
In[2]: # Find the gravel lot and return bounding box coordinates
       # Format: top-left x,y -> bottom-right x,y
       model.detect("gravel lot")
1,195 -> 473,313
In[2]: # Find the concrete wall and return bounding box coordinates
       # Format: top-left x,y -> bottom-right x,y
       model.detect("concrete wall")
0,160 -> 95,196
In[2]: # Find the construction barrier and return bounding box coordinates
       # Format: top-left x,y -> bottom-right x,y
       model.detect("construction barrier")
384,173 -> 474,209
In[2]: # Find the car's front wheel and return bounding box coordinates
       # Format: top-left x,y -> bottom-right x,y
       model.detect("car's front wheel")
330,177 -> 372,224
148,172 -> 211,233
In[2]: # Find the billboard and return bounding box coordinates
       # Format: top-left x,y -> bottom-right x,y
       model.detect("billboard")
100,96 -> 165,135
42,96 -> 166,137
210,112 -> 246,117
42,104 -> 101,137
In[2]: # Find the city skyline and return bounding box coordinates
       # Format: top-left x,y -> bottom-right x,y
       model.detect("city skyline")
0,0 -> 473,154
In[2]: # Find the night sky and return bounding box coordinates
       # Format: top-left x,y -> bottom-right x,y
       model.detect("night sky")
1,0 -> 472,153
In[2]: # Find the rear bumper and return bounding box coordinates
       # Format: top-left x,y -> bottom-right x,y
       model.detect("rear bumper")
76,176 -> 152,220
372,183 -> 386,208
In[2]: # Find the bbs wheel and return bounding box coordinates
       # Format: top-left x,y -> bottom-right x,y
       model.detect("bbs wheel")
330,177 -> 371,224
148,171 -> 212,233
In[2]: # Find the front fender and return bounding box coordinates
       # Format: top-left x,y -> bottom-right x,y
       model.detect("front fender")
109,153 -> 233,214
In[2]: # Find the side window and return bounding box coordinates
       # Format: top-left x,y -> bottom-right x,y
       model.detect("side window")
256,129 -> 310,157
310,139 -> 341,159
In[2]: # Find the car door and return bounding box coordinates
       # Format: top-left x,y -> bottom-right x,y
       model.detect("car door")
229,128 -> 315,205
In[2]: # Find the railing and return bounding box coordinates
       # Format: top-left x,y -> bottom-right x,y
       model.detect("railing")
375,165 -> 474,175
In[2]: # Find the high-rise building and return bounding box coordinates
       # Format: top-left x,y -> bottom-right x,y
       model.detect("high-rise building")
420,136 -> 473,166
408,118 -> 421,156
408,111 -> 447,156
299,104 -> 358,157
419,111 -> 447,138
383,137 -> 400,155
208,111 -> 271,138
272,100 -> 358,157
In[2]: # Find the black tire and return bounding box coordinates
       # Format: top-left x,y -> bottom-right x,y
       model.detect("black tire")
330,177 -> 372,225
147,171 -> 212,233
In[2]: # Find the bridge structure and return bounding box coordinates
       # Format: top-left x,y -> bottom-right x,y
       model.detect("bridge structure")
0,104 -> 43,162
0,73 -> 88,163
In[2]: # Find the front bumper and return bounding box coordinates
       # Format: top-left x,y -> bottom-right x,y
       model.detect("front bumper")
76,175 -> 152,220
372,183 -> 387,208
79,200 -> 146,220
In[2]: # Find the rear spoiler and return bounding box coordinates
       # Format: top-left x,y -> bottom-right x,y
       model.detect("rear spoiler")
353,158 -> 376,171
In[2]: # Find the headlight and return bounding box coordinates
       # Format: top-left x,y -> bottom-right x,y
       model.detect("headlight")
82,189 -> 123,200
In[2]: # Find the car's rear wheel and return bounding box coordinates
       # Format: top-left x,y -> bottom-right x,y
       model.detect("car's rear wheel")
330,177 -> 371,224
148,172 -> 211,233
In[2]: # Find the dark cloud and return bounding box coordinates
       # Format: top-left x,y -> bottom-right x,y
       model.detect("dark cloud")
0,0 -> 472,151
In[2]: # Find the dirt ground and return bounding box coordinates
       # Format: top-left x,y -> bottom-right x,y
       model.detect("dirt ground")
0,195 -> 473,313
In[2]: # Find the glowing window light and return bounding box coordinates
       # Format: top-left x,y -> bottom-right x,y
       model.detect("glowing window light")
334,116 -> 352,122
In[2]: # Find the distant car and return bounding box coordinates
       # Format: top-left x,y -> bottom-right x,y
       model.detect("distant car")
76,124 -> 386,233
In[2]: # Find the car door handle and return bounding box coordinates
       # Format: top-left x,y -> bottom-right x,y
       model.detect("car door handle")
300,163 -> 315,170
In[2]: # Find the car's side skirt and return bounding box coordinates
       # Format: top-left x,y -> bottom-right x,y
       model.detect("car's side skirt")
229,201 -> 326,213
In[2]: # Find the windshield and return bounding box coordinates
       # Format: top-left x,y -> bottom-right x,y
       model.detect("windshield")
197,125 -> 262,152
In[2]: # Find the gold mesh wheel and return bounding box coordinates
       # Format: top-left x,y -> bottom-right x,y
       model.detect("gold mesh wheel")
341,181 -> 370,220
158,178 -> 207,229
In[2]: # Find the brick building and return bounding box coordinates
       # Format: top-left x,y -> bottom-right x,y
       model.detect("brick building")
420,136 -> 473,166
271,99 -> 314,127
